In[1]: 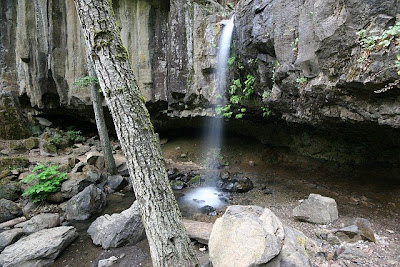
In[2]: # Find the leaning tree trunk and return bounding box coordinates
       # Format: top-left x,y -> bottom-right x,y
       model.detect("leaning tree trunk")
88,61 -> 117,175
74,1 -> 198,266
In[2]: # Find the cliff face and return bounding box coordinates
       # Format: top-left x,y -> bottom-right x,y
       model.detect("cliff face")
0,0 -> 399,164
235,0 -> 400,128
0,0 -> 224,112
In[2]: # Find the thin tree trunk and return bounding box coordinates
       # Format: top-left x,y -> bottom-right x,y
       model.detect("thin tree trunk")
88,62 -> 117,175
74,1 -> 199,266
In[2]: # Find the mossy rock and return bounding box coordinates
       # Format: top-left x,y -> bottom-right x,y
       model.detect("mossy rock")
0,92 -> 31,140
0,170 -> 12,181
0,157 -> 30,172
23,137 -> 40,150
188,175 -> 201,186
43,142 -> 57,154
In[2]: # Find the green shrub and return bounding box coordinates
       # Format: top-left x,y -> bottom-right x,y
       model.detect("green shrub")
66,130 -> 83,143
20,164 -> 67,203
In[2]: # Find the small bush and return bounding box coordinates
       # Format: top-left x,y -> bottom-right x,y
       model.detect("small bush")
20,164 -> 67,203
66,130 -> 83,143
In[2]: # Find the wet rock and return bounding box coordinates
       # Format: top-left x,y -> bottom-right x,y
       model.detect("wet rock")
65,184 -> 106,221
87,201 -> 144,249
334,218 -> 376,242
98,256 -> 118,267
0,226 -> 78,266
217,175 -> 254,193
0,182 -> 22,201
0,199 -> 22,223
171,180 -> 185,190
0,228 -> 24,252
183,219 -> 213,245
86,151 -> 105,170
200,205 -> 217,216
22,213 -> 60,233
209,205 -> 284,266
107,175 -> 129,191
293,194 -> 338,224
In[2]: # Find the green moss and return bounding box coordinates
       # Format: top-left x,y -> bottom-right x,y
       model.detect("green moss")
115,44 -> 129,61
189,175 -> 201,185
0,157 -> 30,172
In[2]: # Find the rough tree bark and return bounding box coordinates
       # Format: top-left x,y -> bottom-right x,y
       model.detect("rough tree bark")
88,61 -> 117,175
74,0 -> 199,266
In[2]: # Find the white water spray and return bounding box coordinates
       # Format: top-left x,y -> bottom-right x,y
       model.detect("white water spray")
204,16 -> 235,165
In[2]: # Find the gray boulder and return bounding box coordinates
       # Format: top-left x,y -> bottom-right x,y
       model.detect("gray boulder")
0,182 -> 22,201
0,199 -> 22,223
87,201 -> 144,249
65,184 -> 106,221
61,173 -> 92,199
0,226 -> 78,267
0,228 -> 24,252
22,213 -> 60,233
209,205 -> 284,267
293,194 -> 338,224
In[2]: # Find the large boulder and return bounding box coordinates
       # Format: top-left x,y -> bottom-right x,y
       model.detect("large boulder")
22,213 -> 60,233
0,199 -> 22,223
0,228 -> 24,252
0,226 -> 78,267
293,194 -> 338,224
209,205 -> 285,267
65,184 -> 106,220
87,201 -> 144,249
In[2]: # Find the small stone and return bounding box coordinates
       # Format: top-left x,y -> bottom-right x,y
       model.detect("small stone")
200,205 -> 217,216
98,256 -> 118,267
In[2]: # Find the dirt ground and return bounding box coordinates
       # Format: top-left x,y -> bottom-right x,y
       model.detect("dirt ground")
1,134 -> 399,266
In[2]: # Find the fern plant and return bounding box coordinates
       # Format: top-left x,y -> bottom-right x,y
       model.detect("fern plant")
20,164 -> 67,203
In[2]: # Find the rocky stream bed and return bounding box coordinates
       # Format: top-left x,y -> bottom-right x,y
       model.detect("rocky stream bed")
0,126 -> 399,267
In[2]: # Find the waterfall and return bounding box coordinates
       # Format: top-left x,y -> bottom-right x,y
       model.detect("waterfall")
204,16 -> 235,168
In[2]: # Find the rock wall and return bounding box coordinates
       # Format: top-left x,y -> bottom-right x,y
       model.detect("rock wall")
235,0 -> 400,128
1,0 -> 399,164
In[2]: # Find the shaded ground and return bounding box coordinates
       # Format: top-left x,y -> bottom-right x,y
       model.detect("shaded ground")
2,134 -> 399,266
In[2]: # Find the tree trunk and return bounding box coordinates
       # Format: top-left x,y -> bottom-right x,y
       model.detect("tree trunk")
88,62 -> 117,175
74,1 -> 199,266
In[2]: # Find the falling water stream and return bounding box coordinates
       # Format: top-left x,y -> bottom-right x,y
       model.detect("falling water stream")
204,15 -> 235,165
177,16 -> 236,214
